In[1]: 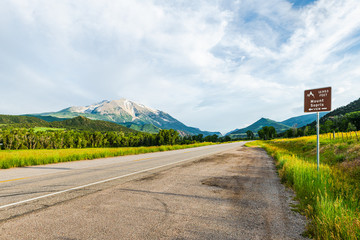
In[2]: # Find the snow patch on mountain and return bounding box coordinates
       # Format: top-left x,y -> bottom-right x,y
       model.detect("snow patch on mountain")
68,99 -> 160,119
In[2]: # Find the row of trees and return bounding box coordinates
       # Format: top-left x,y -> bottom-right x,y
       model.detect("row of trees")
257,126 -> 276,140
321,112 -> 360,132
0,128 -> 232,150
280,126 -> 315,138
180,133 -> 232,144
0,128 -> 182,150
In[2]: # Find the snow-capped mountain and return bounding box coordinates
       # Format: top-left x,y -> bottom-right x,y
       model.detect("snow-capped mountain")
68,99 -> 160,122
35,99 -> 220,136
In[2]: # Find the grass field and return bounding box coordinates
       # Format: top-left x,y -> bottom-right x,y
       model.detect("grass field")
246,132 -> 360,239
33,127 -> 65,132
0,142 -> 216,169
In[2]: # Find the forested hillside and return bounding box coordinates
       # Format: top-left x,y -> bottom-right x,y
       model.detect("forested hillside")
321,97 -> 360,123
301,97 -> 360,132
0,115 -> 48,125
0,115 -> 136,133
52,116 -> 136,132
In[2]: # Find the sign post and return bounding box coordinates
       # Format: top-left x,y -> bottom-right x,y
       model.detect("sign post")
304,87 -> 332,171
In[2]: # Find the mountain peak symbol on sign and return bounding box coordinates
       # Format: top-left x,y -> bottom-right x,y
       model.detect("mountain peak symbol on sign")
307,91 -> 315,98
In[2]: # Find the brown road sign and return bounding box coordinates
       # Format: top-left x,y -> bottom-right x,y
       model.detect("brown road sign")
304,87 -> 332,112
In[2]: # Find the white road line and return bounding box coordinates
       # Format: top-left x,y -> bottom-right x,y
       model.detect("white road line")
0,149 -> 227,210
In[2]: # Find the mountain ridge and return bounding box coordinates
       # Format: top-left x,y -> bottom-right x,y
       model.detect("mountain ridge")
281,113 -> 327,128
33,99 -> 221,136
227,118 -> 291,138
226,113 -> 329,138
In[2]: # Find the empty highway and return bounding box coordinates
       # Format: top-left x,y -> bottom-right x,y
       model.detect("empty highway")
0,142 -> 307,239
0,143 -> 243,215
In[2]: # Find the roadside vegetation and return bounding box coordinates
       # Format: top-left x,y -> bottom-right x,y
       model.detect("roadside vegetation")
0,116 -> 233,169
246,132 -> 360,239
0,142 -> 216,169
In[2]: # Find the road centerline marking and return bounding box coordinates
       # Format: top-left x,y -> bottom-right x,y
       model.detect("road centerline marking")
0,177 -> 28,183
133,157 -> 153,162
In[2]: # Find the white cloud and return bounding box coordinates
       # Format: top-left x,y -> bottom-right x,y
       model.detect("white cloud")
0,0 -> 360,134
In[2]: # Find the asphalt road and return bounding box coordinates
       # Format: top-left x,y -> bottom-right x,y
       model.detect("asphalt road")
0,143 -> 243,215
0,142 -> 307,239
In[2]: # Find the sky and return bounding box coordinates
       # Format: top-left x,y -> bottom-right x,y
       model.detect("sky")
1,0 -> 360,134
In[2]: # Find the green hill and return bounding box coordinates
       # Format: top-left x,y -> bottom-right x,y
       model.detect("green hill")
228,118 -> 290,138
0,115 -> 48,125
320,97 -> 360,123
0,115 -> 136,133
50,116 -> 137,133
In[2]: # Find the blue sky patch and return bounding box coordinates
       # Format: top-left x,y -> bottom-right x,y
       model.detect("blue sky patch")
288,0 -> 318,8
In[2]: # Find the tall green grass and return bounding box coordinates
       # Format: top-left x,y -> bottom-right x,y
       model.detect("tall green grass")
0,142 -> 215,169
33,127 -> 65,132
247,136 -> 360,239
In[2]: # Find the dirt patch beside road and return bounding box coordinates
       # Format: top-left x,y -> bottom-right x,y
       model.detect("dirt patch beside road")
0,146 -> 307,239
